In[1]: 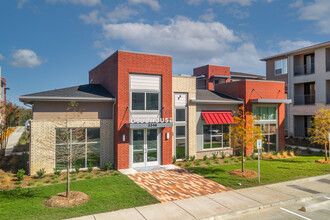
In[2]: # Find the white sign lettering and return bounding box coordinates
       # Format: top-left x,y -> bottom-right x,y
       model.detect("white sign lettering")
130,117 -> 172,124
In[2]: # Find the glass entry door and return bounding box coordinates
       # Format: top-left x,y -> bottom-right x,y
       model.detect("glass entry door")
132,129 -> 159,167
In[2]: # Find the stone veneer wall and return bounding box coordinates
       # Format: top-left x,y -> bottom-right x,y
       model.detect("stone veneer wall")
172,75 -> 197,157
30,119 -> 113,174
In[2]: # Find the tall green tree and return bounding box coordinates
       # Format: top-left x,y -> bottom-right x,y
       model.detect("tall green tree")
309,108 -> 330,161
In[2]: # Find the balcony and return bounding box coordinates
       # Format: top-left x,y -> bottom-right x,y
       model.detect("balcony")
294,63 -> 315,76
294,94 -> 315,105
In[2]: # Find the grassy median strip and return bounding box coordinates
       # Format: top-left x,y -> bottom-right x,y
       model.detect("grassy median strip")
188,156 -> 330,189
0,174 -> 159,220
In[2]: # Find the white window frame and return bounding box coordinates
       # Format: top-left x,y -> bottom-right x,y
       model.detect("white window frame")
275,58 -> 288,75
55,127 -> 101,170
202,124 -> 231,150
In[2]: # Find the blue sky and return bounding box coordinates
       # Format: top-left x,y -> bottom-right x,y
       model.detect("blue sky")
0,0 -> 330,105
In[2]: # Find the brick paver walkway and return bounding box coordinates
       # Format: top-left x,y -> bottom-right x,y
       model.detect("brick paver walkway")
128,169 -> 232,202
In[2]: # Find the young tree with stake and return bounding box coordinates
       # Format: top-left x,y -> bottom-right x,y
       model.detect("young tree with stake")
231,106 -> 265,172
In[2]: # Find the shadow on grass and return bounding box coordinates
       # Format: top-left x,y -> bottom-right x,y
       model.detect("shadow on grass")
1,187 -> 47,199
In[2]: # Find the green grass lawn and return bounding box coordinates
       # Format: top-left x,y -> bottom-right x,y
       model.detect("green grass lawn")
0,174 -> 159,220
188,156 -> 330,189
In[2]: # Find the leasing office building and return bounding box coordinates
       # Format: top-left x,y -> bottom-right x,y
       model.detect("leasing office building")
20,51 -> 289,174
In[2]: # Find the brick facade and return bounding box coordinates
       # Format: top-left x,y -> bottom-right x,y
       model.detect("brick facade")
30,119 -> 113,174
90,51 -> 172,169
215,80 -> 286,152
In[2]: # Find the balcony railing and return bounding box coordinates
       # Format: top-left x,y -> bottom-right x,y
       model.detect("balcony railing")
294,63 -> 315,76
294,94 -> 315,105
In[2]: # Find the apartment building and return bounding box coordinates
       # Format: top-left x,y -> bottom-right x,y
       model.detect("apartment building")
262,41 -> 330,138
20,51 -> 288,174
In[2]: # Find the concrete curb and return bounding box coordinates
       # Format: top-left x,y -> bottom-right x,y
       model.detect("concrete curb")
200,193 -> 329,220
263,173 -> 330,186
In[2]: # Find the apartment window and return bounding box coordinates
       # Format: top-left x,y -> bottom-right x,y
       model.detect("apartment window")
176,109 -> 185,122
252,106 -> 277,120
275,59 -> 287,75
55,128 -> 100,169
203,124 -> 230,149
304,54 -> 315,75
132,92 -> 159,111
175,125 -> 186,159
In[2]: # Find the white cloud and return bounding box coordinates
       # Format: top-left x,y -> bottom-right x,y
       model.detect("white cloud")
199,8 -> 216,22
17,0 -> 29,9
46,0 -> 101,7
0,54 -> 5,60
107,5 -> 138,23
128,0 -> 161,11
209,0 -> 256,6
79,10 -> 100,24
10,49 -> 43,68
295,0 -> 330,33
278,40 -> 316,53
99,17 -> 265,74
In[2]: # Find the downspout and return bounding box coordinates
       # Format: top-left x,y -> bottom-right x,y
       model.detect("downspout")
112,98 -> 116,169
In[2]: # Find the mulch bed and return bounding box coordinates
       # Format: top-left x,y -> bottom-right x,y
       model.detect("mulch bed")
45,191 -> 89,207
315,159 -> 330,164
229,169 -> 258,178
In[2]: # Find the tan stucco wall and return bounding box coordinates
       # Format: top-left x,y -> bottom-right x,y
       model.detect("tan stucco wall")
30,119 -> 113,174
172,75 -> 197,157
33,101 -> 113,120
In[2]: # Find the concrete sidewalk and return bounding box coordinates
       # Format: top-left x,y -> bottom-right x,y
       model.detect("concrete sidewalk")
4,126 -> 25,156
69,174 -> 330,220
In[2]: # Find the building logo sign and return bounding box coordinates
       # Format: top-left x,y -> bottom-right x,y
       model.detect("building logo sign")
129,117 -> 173,128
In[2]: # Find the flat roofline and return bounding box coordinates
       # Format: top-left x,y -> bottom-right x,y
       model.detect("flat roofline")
172,74 -> 196,78
193,64 -> 230,70
260,41 -> 330,61
251,99 -> 292,104
118,50 -> 172,57
191,99 -> 243,104
19,96 -> 116,103
216,79 -> 285,84
212,75 -> 231,79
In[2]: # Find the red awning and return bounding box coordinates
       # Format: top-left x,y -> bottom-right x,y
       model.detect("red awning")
201,111 -> 234,124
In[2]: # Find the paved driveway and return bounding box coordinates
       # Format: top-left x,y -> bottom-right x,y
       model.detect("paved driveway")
128,169 -> 231,202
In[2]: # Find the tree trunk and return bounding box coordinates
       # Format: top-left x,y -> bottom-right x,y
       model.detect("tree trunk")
325,143 -> 328,162
241,145 -> 245,172
66,158 -> 70,198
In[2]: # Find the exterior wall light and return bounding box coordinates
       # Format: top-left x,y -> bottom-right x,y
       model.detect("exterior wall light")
166,132 -> 169,140
122,134 -> 125,142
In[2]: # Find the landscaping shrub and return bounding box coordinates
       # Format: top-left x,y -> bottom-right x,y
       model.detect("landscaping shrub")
16,169 -> 25,181
36,168 -> 46,179
203,155 -> 208,161
224,158 -> 229,163
289,150 -> 295,157
189,155 -> 195,161
85,175 -> 93,180
183,156 -> 189,162
88,162 -> 93,172
27,181 -> 35,186
214,158 -> 220,164
105,161 -> 112,170
37,183 -> 43,187
221,151 -> 226,159
172,156 -> 177,164
194,160 -> 201,166
212,152 -> 218,159
229,154 -> 234,158
45,179 -> 51,183
14,181 -> 21,185
185,162 -> 192,167
205,159 -> 211,165
276,152 -> 282,158
177,163 -> 182,167
73,162 -> 81,173
62,176 -> 67,180
52,175 -> 59,180
234,159 -> 239,163
53,168 -> 61,176
52,179 -> 59,184
72,177 -> 77,181
246,156 -> 252,160
282,151 -> 288,158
